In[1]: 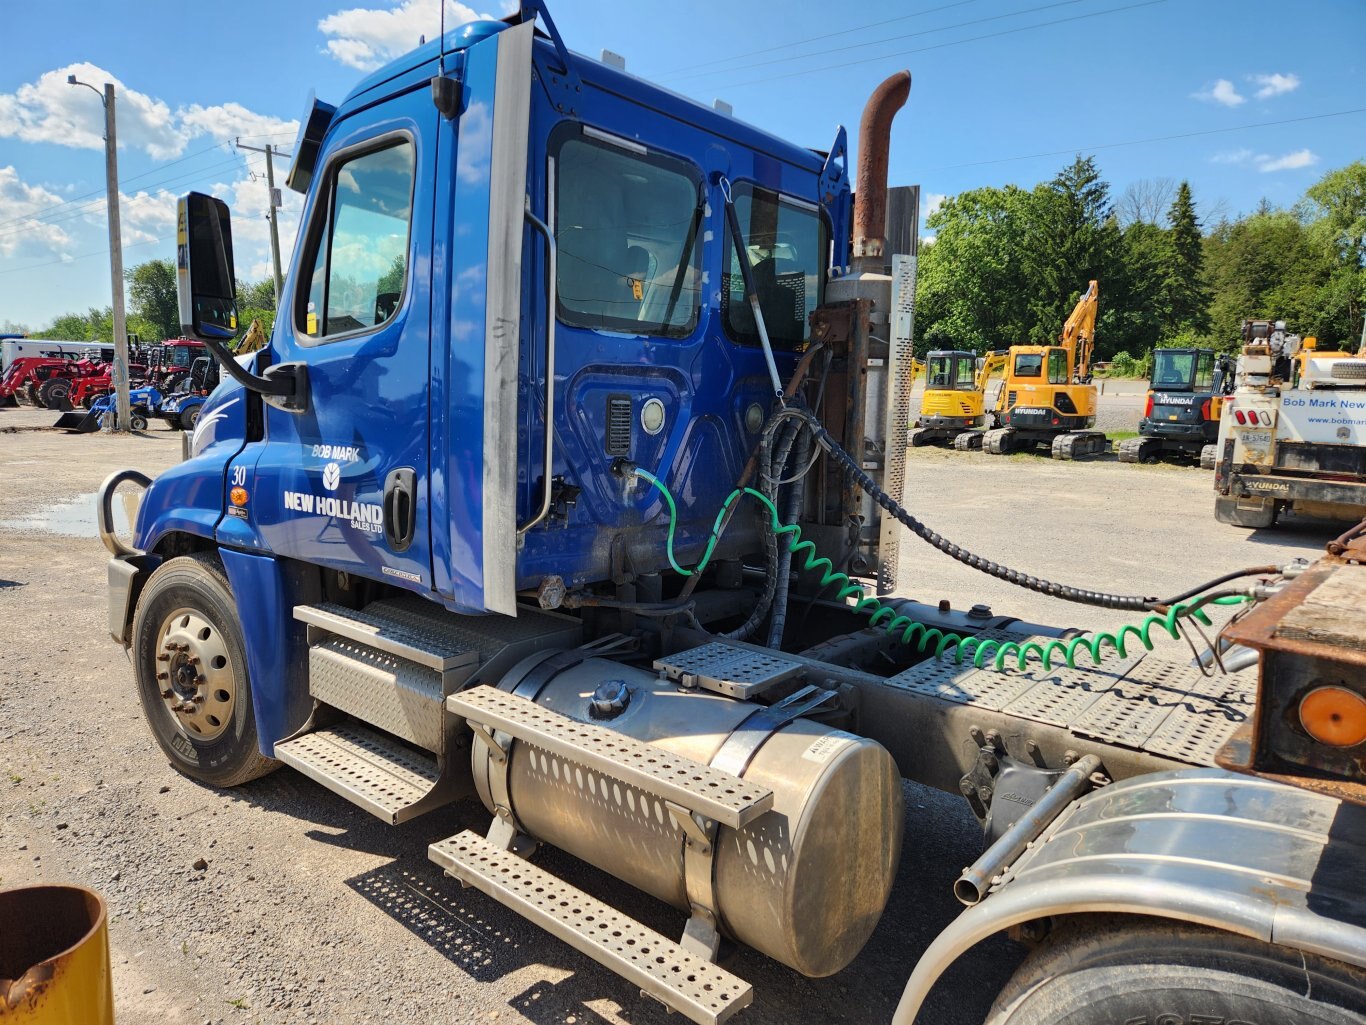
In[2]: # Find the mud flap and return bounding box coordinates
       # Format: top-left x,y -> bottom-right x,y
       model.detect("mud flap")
54,408 -> 101,432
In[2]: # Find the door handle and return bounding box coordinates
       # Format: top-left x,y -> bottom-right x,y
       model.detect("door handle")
383,467 -> 416,552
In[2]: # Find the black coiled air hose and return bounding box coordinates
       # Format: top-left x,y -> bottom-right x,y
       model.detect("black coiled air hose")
779,407 -> 1157,612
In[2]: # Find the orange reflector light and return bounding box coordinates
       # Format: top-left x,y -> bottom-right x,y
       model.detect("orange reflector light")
230,487 -> 249,507
1299,686 -> 1366,748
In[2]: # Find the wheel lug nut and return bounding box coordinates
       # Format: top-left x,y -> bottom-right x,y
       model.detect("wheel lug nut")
161,689 -> 174,699
157,653 -> 171,662
157,672 -> 169,681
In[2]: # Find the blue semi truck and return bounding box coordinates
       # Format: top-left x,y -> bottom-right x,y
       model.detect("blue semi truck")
98,4 -> 1365,1023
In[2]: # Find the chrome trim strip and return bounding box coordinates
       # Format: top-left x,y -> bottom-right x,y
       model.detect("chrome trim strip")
481,21 -> 534,616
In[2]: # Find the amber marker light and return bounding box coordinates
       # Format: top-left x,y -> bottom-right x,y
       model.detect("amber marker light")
230,487 -> 249,507
1299,686 -> 1366,748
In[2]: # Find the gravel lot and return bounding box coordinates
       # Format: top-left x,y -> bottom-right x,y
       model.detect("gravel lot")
0,400 -> 1344,1025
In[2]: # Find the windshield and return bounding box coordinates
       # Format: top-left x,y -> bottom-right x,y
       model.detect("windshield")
929,354 -> 976,390
555,130 -> 702,337
723,183 -> 827,352
1153,350 -> 1196,389
1014,353 -> 1043,378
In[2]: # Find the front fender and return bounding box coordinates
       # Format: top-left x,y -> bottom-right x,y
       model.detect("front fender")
892,768 -> 1366,1024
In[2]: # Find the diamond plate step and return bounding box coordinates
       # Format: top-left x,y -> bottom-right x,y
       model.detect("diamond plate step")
430,830 -> 752,1025
448,686 -> 773,828
294,602 -> 481,674
274,723 -> 442,824
308,638 -> 445,752
654,641 -> 803,699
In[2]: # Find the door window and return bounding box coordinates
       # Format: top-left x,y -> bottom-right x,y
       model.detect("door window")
1195,352 -> 1214,389
298,140 -> 415,341
1047,349 -> 1067,384
1014,353 -> 1043,378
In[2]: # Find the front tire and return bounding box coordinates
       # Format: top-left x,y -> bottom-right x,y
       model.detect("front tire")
130,553 -> 277,787
987,917 -> 1366,1025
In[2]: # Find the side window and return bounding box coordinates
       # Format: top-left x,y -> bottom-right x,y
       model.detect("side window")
1014,353 -> 1043,378
724,184 -> 828,352
554,127 -> 702,338
1195,352 -> 1214,389
1047,349 -> 1067,384
298,140 -> 415,341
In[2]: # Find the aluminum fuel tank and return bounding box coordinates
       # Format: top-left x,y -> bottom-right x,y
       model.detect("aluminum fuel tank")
472,654 -> 903,977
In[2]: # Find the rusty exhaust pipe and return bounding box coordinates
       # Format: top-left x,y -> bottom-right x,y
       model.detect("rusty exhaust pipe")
852,70 -> 911,265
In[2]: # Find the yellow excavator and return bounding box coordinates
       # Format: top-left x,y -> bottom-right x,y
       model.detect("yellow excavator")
909,349 -> 1009,449
983,279 -> 1108,460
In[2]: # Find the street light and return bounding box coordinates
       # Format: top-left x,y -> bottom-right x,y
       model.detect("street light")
67,74 -> 131,433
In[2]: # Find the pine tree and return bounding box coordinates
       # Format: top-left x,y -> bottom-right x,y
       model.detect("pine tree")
1023,155 -> 1123,347
1161,181 -> 1212,336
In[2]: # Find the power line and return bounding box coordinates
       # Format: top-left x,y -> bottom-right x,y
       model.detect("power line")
704,0 -> 1166,91
0,132 -> 290,233
664,0 -> 1090,84
0,142 -> 234,232
657,0 -> 984,78
0,154 -> 264,241
0,235 -> 172,278
920,107 -> 1366,171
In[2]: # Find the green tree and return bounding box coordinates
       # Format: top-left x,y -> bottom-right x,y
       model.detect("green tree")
1161,181 -> 1212,337
1023,155 -> 1122,348
126,259 -> 180,341
915,186 -> 1033,353
1302,161 -> 1366,347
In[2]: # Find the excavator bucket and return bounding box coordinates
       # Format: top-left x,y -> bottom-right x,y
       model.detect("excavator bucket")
54,408 -> 101,433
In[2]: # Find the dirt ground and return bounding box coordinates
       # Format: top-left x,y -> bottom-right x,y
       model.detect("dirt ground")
0,403 -> 1343,1025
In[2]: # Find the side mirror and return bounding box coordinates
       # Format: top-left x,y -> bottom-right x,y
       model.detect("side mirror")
177,193 -> 238,341
175,191 -> 310,412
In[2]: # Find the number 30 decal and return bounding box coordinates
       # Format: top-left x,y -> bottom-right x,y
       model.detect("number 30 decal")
230,465 -> 247,487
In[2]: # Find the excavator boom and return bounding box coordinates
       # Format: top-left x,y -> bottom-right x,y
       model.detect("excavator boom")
1060,280 -> 1099,379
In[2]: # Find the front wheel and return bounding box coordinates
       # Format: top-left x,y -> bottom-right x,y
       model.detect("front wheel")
180,404 -> 201,431
130,553 -> 277,787
987,917 -> 1366,1025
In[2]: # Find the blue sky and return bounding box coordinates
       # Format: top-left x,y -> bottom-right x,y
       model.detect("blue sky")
1,0 -> 1362,332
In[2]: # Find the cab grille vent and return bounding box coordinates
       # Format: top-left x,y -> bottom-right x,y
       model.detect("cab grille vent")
606,395 -> 632,456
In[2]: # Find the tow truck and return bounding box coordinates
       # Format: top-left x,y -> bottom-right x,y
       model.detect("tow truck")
1215,319 -> 1366,528
98,7 -> 1365,1023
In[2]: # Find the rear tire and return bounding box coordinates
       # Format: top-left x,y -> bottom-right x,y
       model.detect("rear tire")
130,553 -> 278,787
180,404 -> 202,431
39,377 -> 72,411
987,917 -> 1366,1025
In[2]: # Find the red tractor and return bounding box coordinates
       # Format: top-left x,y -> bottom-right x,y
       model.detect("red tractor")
0,356 -> 78,407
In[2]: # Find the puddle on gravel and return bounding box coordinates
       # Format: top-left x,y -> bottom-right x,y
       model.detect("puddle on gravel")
1,491 -> 132,538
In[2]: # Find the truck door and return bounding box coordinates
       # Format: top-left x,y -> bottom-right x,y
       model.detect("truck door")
236,88 -> 438,589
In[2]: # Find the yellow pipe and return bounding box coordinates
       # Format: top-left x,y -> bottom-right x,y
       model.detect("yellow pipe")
0,885 -> 113,1024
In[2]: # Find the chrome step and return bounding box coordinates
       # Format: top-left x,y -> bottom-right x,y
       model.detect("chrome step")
309,638 -> 445,752
654,641 -> 804,699
274,723 -> 444,824
429,830 -> 753,1025
294,601 -> 482,674
448,685 -> 773,828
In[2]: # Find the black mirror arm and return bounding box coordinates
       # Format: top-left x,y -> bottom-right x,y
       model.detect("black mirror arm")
199,335 -> 309,411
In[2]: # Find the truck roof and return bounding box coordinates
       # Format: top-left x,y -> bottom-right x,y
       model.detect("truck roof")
338,14 -> 830,179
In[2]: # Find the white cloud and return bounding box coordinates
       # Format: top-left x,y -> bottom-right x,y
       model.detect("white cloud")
1208,147 -> 1319,173
1257,149 -> 1317,173
1194,78 -> 1245,107
923,192 -> 948,219
318,0 -> 495,71
1252,72 -> 1300,99
0,63 -> 296,160
0,166 -> 73,258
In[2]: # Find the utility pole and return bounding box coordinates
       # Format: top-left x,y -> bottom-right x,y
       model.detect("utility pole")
235,139 -> 286,305
69,75 -> 130,432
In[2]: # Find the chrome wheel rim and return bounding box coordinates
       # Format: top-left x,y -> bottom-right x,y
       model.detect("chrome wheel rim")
153,607 -> 235,742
